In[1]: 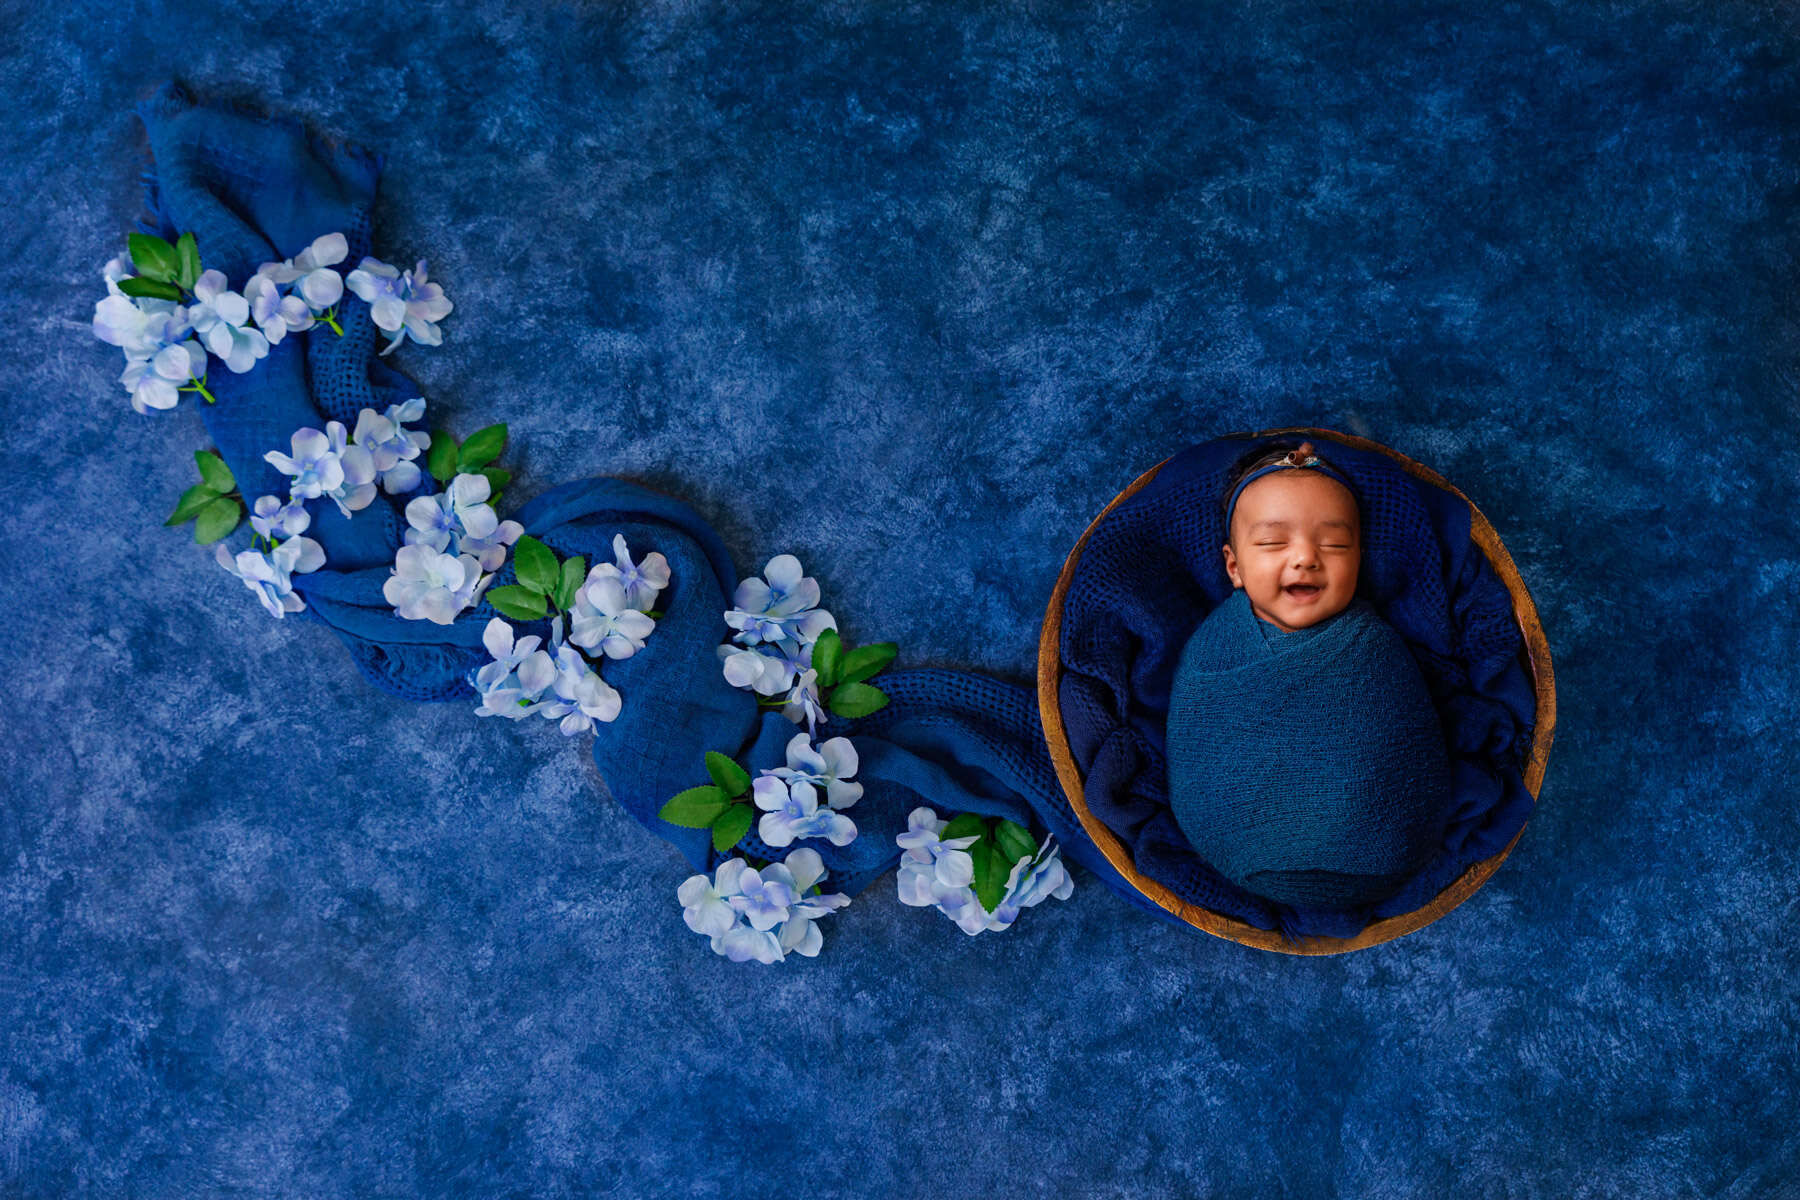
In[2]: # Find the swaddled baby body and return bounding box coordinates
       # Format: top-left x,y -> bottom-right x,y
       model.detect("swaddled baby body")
1164,441 -> 1451,910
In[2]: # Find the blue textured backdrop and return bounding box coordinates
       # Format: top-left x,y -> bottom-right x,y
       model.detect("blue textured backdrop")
5,1 -> 1798,1195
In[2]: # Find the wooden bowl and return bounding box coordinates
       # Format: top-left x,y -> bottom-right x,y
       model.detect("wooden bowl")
1036,426 -> 1556,955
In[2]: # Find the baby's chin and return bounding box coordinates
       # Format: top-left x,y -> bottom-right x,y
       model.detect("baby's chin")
1256,587 -> 1351,629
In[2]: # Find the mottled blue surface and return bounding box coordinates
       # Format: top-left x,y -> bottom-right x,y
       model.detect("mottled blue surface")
4,1 -> 1798,1195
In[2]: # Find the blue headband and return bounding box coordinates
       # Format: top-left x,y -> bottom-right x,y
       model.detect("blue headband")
1224,442 -> 1361,536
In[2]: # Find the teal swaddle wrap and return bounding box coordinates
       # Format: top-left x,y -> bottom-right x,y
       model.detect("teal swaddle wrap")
1164,588 -> 1452,910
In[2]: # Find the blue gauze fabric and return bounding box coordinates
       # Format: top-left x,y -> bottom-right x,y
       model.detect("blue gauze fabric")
1058,438 -> 1540,939
133,82 -> 1176,915
1164,588 -> 1453,910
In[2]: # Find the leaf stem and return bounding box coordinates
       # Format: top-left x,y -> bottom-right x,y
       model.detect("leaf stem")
319,307 -> 344,336
181,376 -> 217,405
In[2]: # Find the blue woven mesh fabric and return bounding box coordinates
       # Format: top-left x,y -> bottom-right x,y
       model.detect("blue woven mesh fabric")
1058,435 -> 1540,939
133,84 -> 1183,922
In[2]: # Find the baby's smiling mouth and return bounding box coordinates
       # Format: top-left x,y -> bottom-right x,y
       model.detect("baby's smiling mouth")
1284,584 -> 1321,598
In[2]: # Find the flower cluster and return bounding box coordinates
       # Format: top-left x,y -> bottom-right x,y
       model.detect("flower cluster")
93,229 -> 454,415
388,472 -> 518,624
895,807 -> 1075,935
214,399 -> 434,619
753,731 -> 861,848
468,534 -> 669,729
718,555 -> 837,730
679,848 -> 850,963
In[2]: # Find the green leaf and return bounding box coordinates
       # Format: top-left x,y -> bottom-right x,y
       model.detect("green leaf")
995,819 -> 1037,866
166,481 -> 220,526
705,751 -> 751,799
838,642 -> 898,685
457,423 -> 508,471
117,276 -> 182,302
512,535 -> 558,596
812,628 -> 843,687
827,681 -> 889,719
659,785 -> 729,828
485,584 -> 547,620
194,449 -> 234,491
553,555 -> 586,612
487,490 -> 504,509
711,803 -> 754,852
941,813 -> 986,844
127,232 -> 179,282
426,432 -> 459,483
970,833 -> 1009,913
175,231 -> 201,290
192,496 -> 240,544
480,467 -> 511,495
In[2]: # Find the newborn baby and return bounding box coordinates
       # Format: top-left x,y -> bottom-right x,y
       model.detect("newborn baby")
1163,441 -> 1451,911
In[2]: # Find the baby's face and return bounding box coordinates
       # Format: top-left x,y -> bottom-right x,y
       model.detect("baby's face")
1221,471 -> 1361,631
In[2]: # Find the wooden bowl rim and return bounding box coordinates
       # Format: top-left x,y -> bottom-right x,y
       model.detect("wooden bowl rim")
1034,426 -> 1557,956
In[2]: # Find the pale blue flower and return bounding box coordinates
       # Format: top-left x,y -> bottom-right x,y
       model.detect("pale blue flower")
568,574 -> 656,660
384,543 -> 489,624
118,335 -> 206,414
770,731 -> 862,810
351,398 -> 431,494
188,269 -> 269,374
985,839 -> 1075,931
213,535 -> 324,619
249,495 -> 311,541
259,233 -> 348,311
264,428 -> 345,500
474,617 -> 544,691
775,848 -> 850,958
402,489 -> 460,553
731,862 -> 799,932
344,256 -> 453,355
717,641 -> 801,696
780,667 -> 827,733
679,858 -> 748,939
321,420 -> 377,517
456,513 -> 524,574
472,630 -> 557,719
752,774 -> 857,848
402,474 -> 517,566
586,533 -> 670,613
243,271 -> 315,344
895,807 -> 978,888
538,617 -> 622,734
724,555 -> 837,646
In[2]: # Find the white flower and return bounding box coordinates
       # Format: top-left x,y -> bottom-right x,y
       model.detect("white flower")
188,269 -> 269,374
894,807 -> 1074,935
770,731 -> 862,809
96,295 -> 206,414
213,535 -> 324,619
351,397 -> 431,494
568,574 -> 656,660
344,256 -> 453,355
321,420 -> 377,517
752,774 -> 857,848
265,427 -> 345,501
248,495 -> 311,541
724,554 -> 836,646
586,533 -> 670,613
243,271 -> 315,344
384,543 -> 488,624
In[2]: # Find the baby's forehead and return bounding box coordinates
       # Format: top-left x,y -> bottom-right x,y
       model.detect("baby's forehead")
1231,473 -> 1360,529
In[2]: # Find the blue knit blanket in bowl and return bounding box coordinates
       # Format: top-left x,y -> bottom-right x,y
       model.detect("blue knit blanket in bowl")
1164,588 -> 1453,911
130,82 -> 1176,916
1058,440 -> 1541,939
